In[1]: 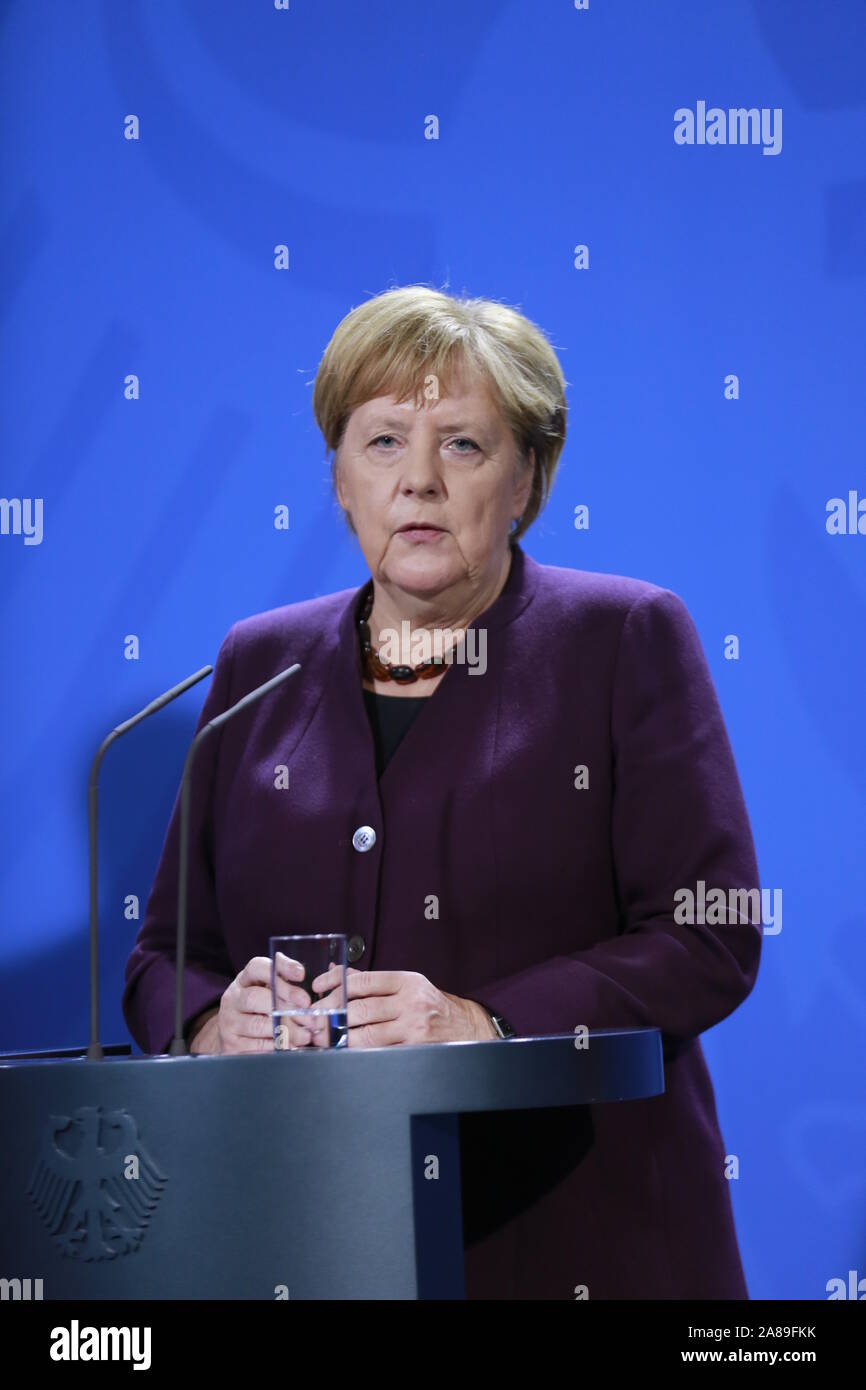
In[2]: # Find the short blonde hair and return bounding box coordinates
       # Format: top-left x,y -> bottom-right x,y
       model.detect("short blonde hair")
312,285 -> 568,543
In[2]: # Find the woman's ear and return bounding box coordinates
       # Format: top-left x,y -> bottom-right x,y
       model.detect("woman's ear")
332,454 -> 358,536
333,451 -> 347,510
515,446 -> 535,516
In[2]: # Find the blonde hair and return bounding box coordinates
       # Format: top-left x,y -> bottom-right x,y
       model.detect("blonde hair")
312,285 -> 568,543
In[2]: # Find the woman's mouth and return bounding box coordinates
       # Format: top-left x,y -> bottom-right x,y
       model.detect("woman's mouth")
396,524 -> 447,544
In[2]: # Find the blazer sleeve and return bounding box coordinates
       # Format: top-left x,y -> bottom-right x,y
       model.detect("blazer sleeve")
469,588 -> 762,1041
122,626 -> 238,1054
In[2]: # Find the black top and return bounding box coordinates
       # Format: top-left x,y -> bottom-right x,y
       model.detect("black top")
362,689 -> 430,779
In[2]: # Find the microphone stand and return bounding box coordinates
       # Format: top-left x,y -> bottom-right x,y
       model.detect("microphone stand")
87,666 -> 214,1060
169,662 -> 302,1056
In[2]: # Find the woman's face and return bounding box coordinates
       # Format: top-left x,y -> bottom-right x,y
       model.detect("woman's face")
334,372 -> 534,600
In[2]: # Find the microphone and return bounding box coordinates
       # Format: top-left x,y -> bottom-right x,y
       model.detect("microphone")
169,662 -> 302,1056
87,666 -> 214,1061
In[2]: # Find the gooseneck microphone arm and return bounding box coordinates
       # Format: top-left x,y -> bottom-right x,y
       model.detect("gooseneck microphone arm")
169,662 -> 302,1056
87,665 -> 214,1061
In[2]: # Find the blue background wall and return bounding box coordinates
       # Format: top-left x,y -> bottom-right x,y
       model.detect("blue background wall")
1,0 -> 864,1300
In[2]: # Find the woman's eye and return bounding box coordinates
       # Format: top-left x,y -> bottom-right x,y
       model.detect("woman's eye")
369,434 -> 479,453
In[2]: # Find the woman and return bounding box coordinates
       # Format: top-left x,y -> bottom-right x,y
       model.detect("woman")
123,285 -> 762,1299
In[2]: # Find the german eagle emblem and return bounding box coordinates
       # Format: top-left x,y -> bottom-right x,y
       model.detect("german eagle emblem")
26,1106 -> 166,1260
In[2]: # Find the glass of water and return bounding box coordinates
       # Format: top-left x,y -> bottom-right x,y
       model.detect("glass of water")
269,934 -> 348,1050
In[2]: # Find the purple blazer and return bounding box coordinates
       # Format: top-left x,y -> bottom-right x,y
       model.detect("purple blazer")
123,543 -> 761,1300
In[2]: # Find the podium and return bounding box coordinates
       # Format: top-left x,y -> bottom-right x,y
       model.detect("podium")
0,1030 -> 663,1300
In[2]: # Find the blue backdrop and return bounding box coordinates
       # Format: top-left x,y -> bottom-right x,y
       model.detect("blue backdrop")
1,0 -> 864,1301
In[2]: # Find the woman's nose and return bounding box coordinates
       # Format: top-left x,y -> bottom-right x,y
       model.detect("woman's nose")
399,448 -> 444,493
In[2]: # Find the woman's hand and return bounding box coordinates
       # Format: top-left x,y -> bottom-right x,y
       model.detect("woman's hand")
311,966 -> 498,1047
188,954 -> 313,1054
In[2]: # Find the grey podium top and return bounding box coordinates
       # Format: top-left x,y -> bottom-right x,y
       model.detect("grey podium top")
0,1030 -> 663,1111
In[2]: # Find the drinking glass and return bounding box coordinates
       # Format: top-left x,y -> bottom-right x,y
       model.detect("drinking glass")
269,934 -> 348,1050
